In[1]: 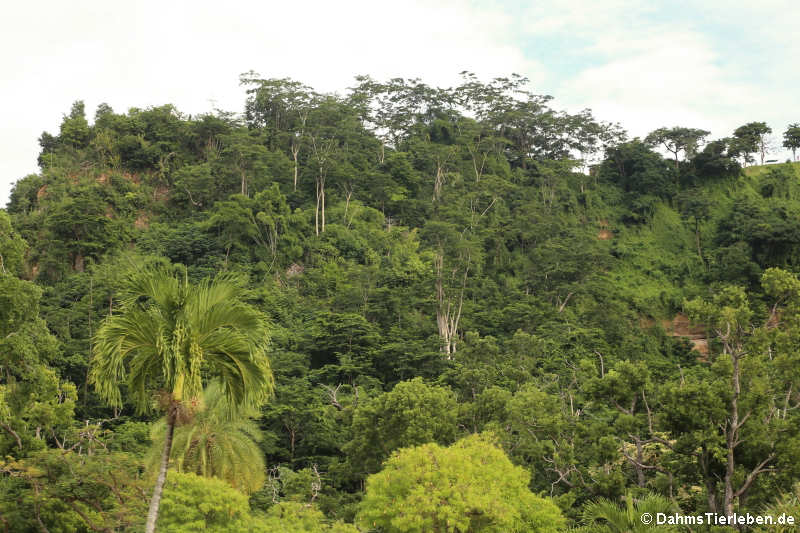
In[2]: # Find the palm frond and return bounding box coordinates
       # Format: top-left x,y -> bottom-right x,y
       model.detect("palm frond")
91,268 -> 273,415
146,380 -> 266,493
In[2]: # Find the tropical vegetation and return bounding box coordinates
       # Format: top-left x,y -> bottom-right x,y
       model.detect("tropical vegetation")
1,71 -> 800,531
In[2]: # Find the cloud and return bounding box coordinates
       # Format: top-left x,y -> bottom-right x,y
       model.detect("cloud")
515,0 -> 798,159
558,30 -> 760,136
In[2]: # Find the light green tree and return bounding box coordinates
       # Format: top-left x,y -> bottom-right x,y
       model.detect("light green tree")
90,267 -> 274,533
157,472 -> 264,533
357,433 -> 566,533
261,502 -> 360,533
159,474 -> 361,533
59,100 -> 91,149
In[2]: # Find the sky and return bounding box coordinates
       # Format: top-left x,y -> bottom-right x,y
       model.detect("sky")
2,0 -> 798,206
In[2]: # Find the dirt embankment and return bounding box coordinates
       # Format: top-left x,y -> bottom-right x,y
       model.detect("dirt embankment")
641,313 -> 708,355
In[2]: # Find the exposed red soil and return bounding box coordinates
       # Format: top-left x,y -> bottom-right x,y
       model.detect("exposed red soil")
134,211 -> 150,229
641,313 -> 709,356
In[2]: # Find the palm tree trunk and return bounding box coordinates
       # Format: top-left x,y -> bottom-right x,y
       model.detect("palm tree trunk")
145,410 -> 176,533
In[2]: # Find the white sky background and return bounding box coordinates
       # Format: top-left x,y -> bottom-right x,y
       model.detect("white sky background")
1,0 -> 798,206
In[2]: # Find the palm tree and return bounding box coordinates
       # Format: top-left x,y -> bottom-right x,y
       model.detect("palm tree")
576,490 -> 678,532
90,267 -> 274,533
146,380 -> 266,493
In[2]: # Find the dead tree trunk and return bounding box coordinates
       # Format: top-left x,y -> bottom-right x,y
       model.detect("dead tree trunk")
719,327 -> 774,516
434,251 -> 468,358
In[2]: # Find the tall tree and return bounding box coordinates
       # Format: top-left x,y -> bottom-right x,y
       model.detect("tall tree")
783,123 -> 800,161
644,126 -> 711,168
240,73 -> 316,190
59,100 -> 91,149
305,95 -> 363,235
90,267 -> 274,533
683,271 -> 800,516
732,122 -> 773,165
422,220 -> 479,356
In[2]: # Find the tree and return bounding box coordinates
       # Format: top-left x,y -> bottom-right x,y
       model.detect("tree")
350,75 -> 445,153
357,433 -> 566,533
218,129 -> 270,197
260,502 -> 360,533
0,211 -> 27,276
644,126 -> 710,168
147,380 -> 266,493
0,274 -> 76,456
732,122 -> 773,165
156,472 -> 267,532
59,100 -> 91,149
677,188 -> 712,269
682,272 -> 800,516
577,491 -> 679,532
344,378 -> 458,476
305,96 -> 363,235
90,267 -> 274,533
422,220 -> 481,355
1,449 -> 149,532
690,138 -> 741,181
598,140 -> 675,205
240,73 -> 316,191
783,123 -> 800,161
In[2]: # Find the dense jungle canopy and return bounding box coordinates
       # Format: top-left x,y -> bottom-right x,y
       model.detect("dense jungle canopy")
2,72 -> 800,531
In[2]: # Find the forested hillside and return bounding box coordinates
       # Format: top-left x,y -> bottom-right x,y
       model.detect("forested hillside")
2,72 -> 800,532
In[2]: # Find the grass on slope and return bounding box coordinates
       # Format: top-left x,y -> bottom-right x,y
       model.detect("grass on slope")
743,161 -> 800,178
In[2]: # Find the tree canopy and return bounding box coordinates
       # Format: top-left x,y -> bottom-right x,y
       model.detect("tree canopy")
1,71 -> 799,532
357,433 -> 566,533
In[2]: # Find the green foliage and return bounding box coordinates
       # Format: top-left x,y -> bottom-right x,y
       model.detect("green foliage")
783,123 -> 800,160
90,267 -> 274,413
157,472 -> 264,532
755,483 -> 800,532
5,75 -> 800,531
576,491 -> 679,532
0,449 -> 148,532
261,502 -> 361,532
690,138 -> 741,181
147,381 -> 266,493
0,274 -> 75,455
345,378 -> 458,475
0,210 -> 27,276
357,433 -> 566,533
59,101 -> 91,149
599,140 -> 676,205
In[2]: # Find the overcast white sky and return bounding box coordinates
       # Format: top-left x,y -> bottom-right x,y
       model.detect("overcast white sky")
2,0 -> 798,206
